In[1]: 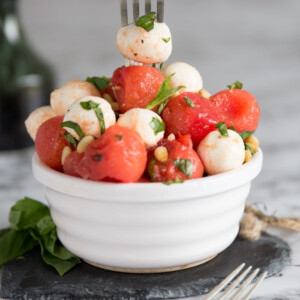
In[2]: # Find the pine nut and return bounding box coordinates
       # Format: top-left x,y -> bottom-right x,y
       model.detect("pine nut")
103,93 -> 113,102
199,89 -> 211,99
244,149 -> 252,163
62,146 -> 72,166
154,146 -> 168,163
77,136 -> 95,153
167,134 -> 175,141
245,135 -> 259,153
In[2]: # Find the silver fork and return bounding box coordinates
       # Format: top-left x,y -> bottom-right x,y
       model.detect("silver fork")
204,263 -> 267,300
119,0 -> 164,66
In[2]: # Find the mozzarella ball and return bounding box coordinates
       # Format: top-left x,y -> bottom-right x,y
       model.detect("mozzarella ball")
197,130 -> 245,175
116,22 -> 172,64
117,108 -> 165,148
25,106 -> 56,141
63,96 -> 116,140
162,62 -> 203,92
50,79 -> 100,115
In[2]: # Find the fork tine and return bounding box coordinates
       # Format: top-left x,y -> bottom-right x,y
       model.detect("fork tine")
218,266 -> 253,300
120,0 -> 128,26
204,263 -> 245,300
133,0 -> 139,21
157,0 -> 164,22
231,268 -> 260,300
145,0 -> 151,14
242,271 -> 267,300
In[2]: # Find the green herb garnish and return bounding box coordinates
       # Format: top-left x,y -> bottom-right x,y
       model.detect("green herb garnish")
239,131 -> 255,140
152,63 -> 156,68
115,134 -> 123,141
146,74 -> 185,110
135,12 -> 156,32
184,96 -> 195,108
64,132 -> 77,148
0,197 -> 81,276
150,117 -> 165,135
80,100 -> 100,110
162,37 -> 170,43
159,62 -> 164,71
245,143 -> 253,155
227,80 -> 243,90
86,76 -> 110,91
148,157 -> 156,182
157,99 -> 169,115
173,159 -> 193,178
61,121 -> 84,140
215,122 -> 228,137
163,177 -> 184,185
94,107 -> 105,135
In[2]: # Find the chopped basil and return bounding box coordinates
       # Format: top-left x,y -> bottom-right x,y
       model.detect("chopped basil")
86,76 -> 110,91
61,121 -> 84,140
162,37 -> 170,43
245,143 -> 253,155
80,100 -> 99,110
184,96 -> 195,108
163,177 -> 184,185
146,74 -> 185,110
115,134 -> 123,141
228,126 -> 236,131
94,107 -> 105,135
215,122 -> 228,137
152,63 -> 156,68
135,12 -> 156,32
157,99 -> 169,115
227,80 -> 243,90
150,117 -> 165,135
159,62 -> 164,71
239,131 -> 255,140
173,159 -> 193,178
64,132 -> 77,148
93,154 -> 103,161
148,157 -> 156,182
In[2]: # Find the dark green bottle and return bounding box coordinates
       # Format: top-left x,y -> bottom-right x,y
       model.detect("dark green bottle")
0,0 -> 54,150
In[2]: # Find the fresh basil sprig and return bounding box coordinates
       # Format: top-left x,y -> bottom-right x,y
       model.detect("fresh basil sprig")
86,76 -> 110,91
173,159 -> 193,178
61,121 -> 84,140
146,74 -> 185,110
163,177 -> 184,185
64,132 -> 77,148
0,197 -> 81,276
150,117 -> 165,135
184,96 -> 195,108
239,131 -> 255,140
157,99 -> 169,115
227,80 -> 243,90
135,12 -> 156,32
148,157 -> 156,182
80,100 -> 99,110
162,37 -> 170,43
215,122 -> 229,137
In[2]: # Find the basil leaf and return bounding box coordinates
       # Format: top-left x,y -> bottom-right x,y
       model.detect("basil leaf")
150,117 -> 165,135
86,76 -> 110,91
227,80 -> 243,90
152,63 -> 156,68
61,121 -> 84,140
80,100 -> 99,110
228,126 -> 236,131
135,12 -> 156,32
148,157 -> 156,182
94,107 -> 105,134
163,177 -> 184,185
245,143 -> 253,155
64,132 -> 77,148
184,96 -> 195,108
239,131 -> 255,140
215,122 -> 228,137
173,159 -> 193,178
162,37 -> 170,43
157,99 -> 169,115
115,135 -> 123,141
146,74 -> 185,109
0,229 -> 37,266
159,62 -> 164,71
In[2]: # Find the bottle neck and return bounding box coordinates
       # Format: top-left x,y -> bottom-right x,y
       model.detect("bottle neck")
0,0 -> 22,44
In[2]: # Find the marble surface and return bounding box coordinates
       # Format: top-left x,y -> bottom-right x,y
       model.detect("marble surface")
1,0 -> 300,299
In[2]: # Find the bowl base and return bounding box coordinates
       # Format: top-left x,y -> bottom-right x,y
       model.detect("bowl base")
84,254 -> 218,273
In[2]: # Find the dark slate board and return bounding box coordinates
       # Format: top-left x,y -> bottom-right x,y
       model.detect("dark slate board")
0,233 -> 291,300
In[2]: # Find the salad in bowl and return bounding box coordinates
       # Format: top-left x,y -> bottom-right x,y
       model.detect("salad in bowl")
27,12 -> 262,272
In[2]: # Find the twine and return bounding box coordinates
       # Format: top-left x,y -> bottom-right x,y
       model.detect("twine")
239,204 -> 300,241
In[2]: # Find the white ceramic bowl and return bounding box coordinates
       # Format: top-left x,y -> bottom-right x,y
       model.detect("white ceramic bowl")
32,148 -> 262,273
